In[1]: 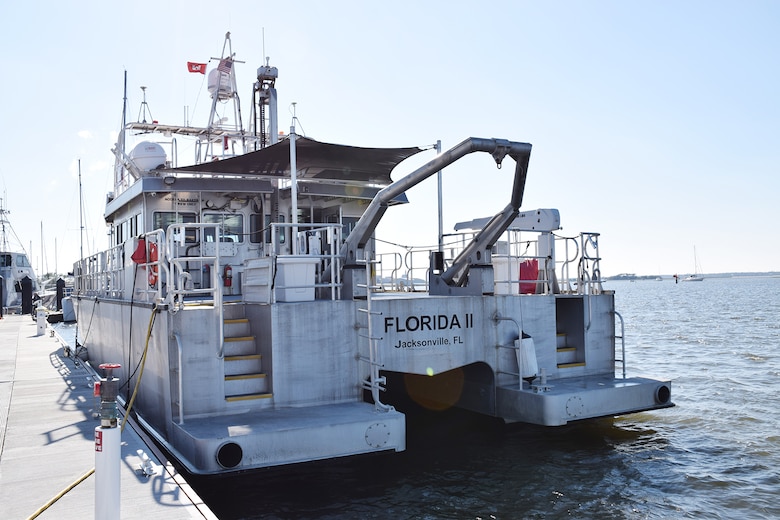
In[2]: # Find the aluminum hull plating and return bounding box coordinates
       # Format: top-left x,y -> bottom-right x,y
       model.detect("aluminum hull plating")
73,295 -> 407,474
74,285 -> 671,474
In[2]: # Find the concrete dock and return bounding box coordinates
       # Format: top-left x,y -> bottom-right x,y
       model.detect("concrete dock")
0,313 -> 217,520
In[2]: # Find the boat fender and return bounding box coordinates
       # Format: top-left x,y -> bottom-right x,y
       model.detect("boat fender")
148,242 -> 159,287
516,331 -> 539,386
223,264 -> 232,287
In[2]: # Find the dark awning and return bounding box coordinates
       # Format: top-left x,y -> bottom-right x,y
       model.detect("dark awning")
169,137 -> 425,185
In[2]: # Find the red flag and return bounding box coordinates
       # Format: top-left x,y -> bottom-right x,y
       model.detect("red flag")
187,62 -> 206,74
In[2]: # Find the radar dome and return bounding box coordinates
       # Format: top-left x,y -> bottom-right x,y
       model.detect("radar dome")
129,141 -> 167,172
208,68 -> 234,100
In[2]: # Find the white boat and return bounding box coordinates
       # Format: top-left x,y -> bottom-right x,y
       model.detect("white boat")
0,199 -> 40,310
681,246 -> 704,282
72,33 -> 674,475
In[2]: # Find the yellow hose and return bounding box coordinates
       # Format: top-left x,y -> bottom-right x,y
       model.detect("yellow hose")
121,305 -> 157,432
25,468 -> 95,520
26,304 -> 158,520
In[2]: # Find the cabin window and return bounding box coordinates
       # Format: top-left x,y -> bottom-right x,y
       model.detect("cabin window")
277,214 -> 286,244
1,254 -> 12,267
15,255 -> 31,267
249,213 -> 274,244
130,214 -> 139,237
153,212 -> 197,242
341,217 -> 360,240
203,213 -> 244,243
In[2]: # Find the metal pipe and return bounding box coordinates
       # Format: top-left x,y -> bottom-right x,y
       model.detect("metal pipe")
436,140 -> 443,253
341,137 -> 532,264
174,333 -> 184,424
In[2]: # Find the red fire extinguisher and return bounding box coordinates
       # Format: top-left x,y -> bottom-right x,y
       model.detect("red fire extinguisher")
223,264 -> 232,287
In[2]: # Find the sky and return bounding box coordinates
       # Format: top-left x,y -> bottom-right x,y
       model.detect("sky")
1,0 -> 778,278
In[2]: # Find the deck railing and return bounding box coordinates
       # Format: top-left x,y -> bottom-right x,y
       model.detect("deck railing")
374,229 -> 604,295
165,223 -> 223,310
267,222 -> 344,301
74,243 -> 126,299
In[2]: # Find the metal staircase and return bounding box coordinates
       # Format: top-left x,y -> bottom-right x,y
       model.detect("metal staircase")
222,303 -> 273,402
556,332 -> 584,369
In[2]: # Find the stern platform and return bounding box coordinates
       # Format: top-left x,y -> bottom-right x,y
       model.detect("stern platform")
149,402 -> 406,474
497,374 -> 673,426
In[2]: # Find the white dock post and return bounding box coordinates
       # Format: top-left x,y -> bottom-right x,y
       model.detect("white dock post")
94,363 -> 122,519
36,307 -> 46,336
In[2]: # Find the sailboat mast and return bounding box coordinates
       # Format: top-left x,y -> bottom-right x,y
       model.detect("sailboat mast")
79,159 -> 84,263
0,193 -> 7,252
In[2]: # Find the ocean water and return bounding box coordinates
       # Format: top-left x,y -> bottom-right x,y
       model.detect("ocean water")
66,277 -> 780,519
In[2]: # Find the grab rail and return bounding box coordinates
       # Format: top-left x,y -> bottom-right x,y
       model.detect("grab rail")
165,223 -> 224,358
173,332 -> 185,424
492,313 -> 523,389
613,311 -> 626,379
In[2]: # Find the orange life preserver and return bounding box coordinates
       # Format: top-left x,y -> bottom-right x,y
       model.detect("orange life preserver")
148,242 -> 159,287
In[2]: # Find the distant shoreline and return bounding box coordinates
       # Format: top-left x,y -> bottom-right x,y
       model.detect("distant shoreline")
606,272 -> 780,281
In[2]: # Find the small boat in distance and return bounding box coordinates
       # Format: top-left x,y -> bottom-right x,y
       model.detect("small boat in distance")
682,246 -> 704,282
70,33 -> 674,475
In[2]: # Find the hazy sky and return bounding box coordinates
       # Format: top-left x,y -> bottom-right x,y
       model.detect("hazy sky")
1,1 -> 778,277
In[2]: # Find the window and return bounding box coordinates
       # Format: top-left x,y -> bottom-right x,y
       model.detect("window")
249,213 -> 274,244
153,212 -> 197,242
1,254 -> 11,268
115,223 -> 122,246
15,255 -> 31,267
203,213 -> 244,243
341,217 -> 360,240
130,214 -> 139,237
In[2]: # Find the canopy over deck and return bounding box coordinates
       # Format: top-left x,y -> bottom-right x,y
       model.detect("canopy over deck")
169,137 -> 425,185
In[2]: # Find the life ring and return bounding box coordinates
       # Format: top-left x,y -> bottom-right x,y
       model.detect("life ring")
148,242 -> 159,287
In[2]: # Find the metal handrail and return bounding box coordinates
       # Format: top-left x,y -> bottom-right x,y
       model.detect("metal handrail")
142,229 -> 168,303
165,223 -> 224,358
376,252 -> 403,291
173,332 -> 185,424
614,310 -> 626,379
492,313 -> 523,389
268,222 -> 344,301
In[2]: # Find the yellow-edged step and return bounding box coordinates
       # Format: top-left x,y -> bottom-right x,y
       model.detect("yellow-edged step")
226,393 -> 273,402
224,354 -> 261,362
225,373 -> 266,381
